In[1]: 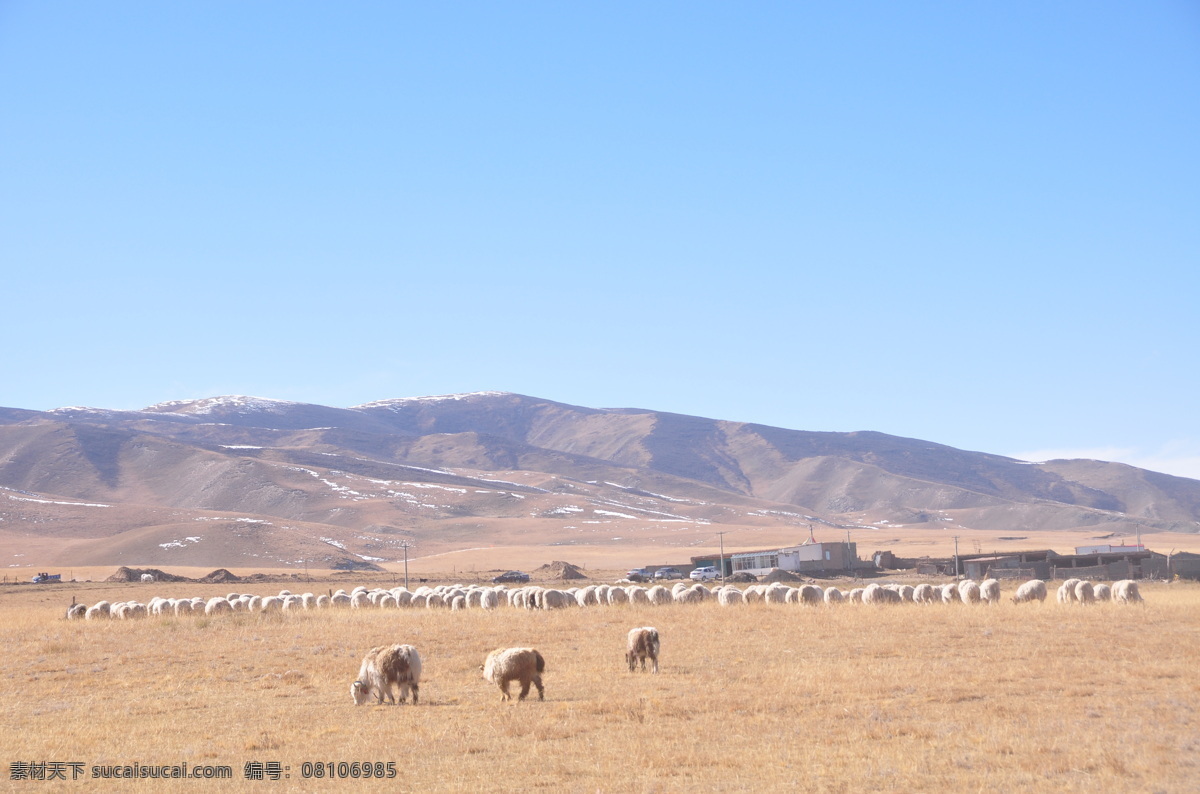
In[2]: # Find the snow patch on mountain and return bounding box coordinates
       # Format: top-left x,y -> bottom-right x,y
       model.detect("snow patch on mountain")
353,392 -> 511,410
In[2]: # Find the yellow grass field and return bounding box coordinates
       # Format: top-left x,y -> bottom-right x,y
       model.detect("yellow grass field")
3,578 -> 1198,793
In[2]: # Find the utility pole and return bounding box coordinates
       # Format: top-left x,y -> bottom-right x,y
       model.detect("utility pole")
716,531 -> 727,578
953,536 -> 960,578
399,541 -> 413,590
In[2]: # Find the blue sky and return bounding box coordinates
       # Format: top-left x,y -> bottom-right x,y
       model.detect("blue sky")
3,2 -> 1198,477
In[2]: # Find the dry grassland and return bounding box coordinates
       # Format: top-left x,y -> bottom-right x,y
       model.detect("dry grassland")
3,581 -> 1199,793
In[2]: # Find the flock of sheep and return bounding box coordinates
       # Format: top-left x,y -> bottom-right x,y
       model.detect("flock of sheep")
62,575 -> 1146,622
62,576 -> 1142,705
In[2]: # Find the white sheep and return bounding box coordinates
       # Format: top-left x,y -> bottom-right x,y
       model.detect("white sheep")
574,586 -> 597,607
626,586 -> 650,605
351,644 -> 422,705
939,584 -> 957,604
798,585 -> 824,605
1074,580 -> 1095,605
1057,578 -> 1082,604
204,597 -> 232,616
958,581 -> 982,605
1010,579 -> 1047,604
626,627 -> 660,673
717,587 -> 744,606
823,587 -> 845,605
66,603 -> 86,620
646,585 -> 673,606
1092,583 -> 1111,601
482,647 -> 546,702
1112,579 -> 1143,604
605,587 -> 629,606
912,584 -> 936,604
876,586 -> 903,605
980,579 -> 1001,605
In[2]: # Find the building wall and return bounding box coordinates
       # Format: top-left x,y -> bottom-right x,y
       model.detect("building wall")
731,543 -> 862,575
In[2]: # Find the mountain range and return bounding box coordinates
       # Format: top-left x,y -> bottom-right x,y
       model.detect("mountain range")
2,392 -> 1197,571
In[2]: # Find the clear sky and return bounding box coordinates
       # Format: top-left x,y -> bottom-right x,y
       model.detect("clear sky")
3,2 -> 1198,478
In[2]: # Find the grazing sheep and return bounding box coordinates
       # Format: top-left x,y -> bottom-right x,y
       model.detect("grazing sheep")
626,586 -> 650,605
848,588 -> 864,604
980,579 -> 1001,605
1074,580 -> 1095,605
1112,579 -> 1143,604
1010,579 -> 1047,604
121,603 -> 147,619
1057,578 -> 1082,604
717,587 -> 744,606
626,627 -> 660,673
204,597 -> 232,616
959,581 -> 982,605
862,584 -> 901,605
140,573 -> 155,583
1092,583 -> 1111,601
351,644 -> 422,705
939,584 -> 958,604
605,587 -> 629,606
480,589 -> 500,610
798,585 -> 824,606
66,603 -> 86,620
483,647 -> 546,702
540,589 -> 571,610
574,586 -> 597,607
824,587 -> 845,605
173,599 -> 194,616
646,586 -> 673,606
912,584 -> 936,604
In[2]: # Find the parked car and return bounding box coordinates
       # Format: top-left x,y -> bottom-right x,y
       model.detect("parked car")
689,566 -> 720,581
653,567 -> 683,580
492,570 -> 530,584
626,568 -> 652,582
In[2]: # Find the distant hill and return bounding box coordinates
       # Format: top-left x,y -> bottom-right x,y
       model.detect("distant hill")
1,392 -> 1196,569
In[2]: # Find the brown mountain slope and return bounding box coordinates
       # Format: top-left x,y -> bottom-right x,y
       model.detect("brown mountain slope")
1,392 -> 1198,570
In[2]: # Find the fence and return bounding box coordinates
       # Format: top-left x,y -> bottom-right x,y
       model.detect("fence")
986,567 -> 1037,580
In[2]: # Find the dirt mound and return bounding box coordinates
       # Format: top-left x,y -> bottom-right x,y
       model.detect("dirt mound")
761,568 -> 804,583
724,571 -> 759,583
535,560 -> 588,580
105,566 -> 191,583
199,568 -> 241,583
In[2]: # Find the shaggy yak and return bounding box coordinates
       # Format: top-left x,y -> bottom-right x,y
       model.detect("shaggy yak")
351,644 -> 422,705
626,627 -> 660,673
482,647 -> 546,702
